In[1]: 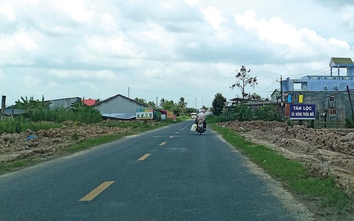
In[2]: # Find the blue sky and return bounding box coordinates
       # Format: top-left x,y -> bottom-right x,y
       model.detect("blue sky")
1,0 -> 354,108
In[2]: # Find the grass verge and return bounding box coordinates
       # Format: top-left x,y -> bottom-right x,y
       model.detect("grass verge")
210,123 -> 354,215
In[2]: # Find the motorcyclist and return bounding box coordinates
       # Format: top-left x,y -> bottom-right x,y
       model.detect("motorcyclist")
195,109 -> 207,130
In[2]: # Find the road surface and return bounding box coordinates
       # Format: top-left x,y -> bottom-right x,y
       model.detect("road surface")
0,121 -> 311,220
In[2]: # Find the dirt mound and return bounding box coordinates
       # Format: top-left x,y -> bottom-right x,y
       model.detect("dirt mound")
220,121 -> 354,194
0,121 -> 134,162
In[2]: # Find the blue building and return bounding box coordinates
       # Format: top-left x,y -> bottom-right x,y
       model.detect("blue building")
282,57 -> 354,92
280,57 -> 354,122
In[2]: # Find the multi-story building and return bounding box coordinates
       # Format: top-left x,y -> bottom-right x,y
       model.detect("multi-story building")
280,57 -> 354,122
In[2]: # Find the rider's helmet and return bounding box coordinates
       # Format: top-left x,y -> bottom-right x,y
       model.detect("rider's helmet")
200,109 -> 205,113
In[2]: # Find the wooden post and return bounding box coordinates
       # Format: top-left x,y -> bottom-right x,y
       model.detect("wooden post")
1,95 -> 6,120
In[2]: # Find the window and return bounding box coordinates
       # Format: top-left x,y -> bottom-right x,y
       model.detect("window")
328,107 -> 336,115
329,96 -> 335,102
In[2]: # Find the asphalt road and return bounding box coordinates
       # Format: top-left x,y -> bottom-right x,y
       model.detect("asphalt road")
0,120 -> 306,221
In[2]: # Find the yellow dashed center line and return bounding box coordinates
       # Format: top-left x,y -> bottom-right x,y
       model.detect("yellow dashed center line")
138,153 -> 151,161
160,142 -> 166,146
79,181 -> 115,202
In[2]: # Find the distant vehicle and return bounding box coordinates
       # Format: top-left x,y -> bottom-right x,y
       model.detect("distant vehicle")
191,113 -> 197,119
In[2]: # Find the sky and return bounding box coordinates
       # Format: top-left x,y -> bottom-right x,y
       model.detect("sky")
1,0 -> 354,108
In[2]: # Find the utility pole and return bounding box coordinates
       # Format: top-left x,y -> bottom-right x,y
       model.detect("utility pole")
280,75 -> 284,115
347,85 -> 354,115
280,75 -> 283,103
128,87 -> 130,98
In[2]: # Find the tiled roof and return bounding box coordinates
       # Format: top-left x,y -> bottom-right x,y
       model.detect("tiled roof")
83,99 -> 96,106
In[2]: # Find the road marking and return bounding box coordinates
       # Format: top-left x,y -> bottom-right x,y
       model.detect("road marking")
160,142 -> 166,146
138,153 -> 151,161
176,132 -> 179,134
170,136 -> 174,138
79,181 -> 115,202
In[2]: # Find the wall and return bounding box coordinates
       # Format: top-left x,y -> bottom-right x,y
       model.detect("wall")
48,97 -> 81,110
95,95 -> 145,114
285,91 -> 354,121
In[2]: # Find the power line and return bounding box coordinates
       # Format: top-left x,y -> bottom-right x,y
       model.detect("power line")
284,67 -> 329,77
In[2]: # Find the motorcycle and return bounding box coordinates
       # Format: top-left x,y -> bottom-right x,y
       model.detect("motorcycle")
196,119 -> 206,135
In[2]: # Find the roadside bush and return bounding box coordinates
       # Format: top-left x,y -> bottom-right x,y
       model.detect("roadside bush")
345,115 -> 354,128
255,105 -> 283,122
207,115 -> 233,123
228,103 -> 253,121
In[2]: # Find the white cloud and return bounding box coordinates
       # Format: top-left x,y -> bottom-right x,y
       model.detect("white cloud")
21,75 -> 41,88
234,10 -> 352,61
235,10 -> 303,48
49,70 -> 116,80
341,6 -> 354,30
0,3 -> 15,20
0,31 -> 38,65
100,14 -> 118,32
201,6 -> 225,30
1,0 -> 354,105
185,0 -> 198,6
54,0 -> 94,22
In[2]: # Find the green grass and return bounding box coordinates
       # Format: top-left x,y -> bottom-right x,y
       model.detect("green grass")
210,123 -> 353,214
0,159 -> 39,174
64,133 -> 132,153
65,119 -> 181,153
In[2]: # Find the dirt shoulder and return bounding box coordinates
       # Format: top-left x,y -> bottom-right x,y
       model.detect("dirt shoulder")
220,121 -> 354,220
219,121 -> 354,195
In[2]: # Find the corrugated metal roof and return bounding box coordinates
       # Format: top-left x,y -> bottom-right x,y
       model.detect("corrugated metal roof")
4,108 -> 26,116
330,57 -> 353,65
101,113 -> 136,120
94,94 -> 147,107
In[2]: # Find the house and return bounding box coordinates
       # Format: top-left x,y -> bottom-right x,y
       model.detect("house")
270,89 -> 281,102
280,57 -> 354,121
281,57 -> 354,92
3,106 -> 26,116
47,97 -> 81,110
93,94 -> 147,120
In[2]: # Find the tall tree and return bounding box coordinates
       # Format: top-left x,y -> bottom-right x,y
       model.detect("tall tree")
161,100 -> 176,111
147,101 -> 156,108
134,98 -> 147,105
177,97 -> 187,116
159,98 -> 166,107
212,93 -> 226,116
230,65 -> 258,99
14,96 -> 51,114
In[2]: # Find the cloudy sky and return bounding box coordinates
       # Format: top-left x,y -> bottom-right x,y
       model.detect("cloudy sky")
1,0 -> 354,108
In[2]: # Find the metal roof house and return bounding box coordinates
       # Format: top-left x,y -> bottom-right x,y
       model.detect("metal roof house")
93,94 -> 147,120
47,97 -> 81,110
